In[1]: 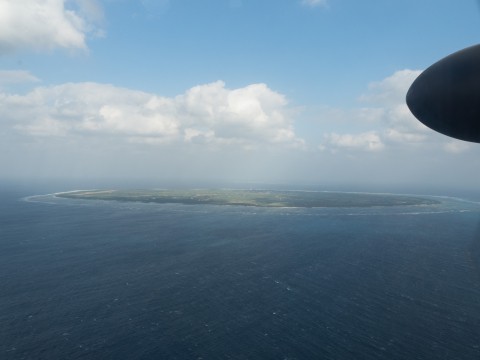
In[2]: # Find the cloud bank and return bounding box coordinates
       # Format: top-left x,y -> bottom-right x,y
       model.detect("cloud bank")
1,69 -> 475,186
1,81 -> 303,149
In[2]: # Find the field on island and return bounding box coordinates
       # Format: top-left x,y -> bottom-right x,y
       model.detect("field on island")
56,189 -> 440,208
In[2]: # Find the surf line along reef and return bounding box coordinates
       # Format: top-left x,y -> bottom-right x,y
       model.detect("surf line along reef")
56,189 -> 440,208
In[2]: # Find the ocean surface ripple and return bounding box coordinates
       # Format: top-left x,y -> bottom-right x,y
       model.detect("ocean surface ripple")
2,189 -> 480,359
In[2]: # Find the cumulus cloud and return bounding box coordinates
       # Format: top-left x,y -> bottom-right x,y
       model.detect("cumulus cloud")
384,128 -> 426,143
324,131 -> 384,152
358,69 -> 472,151
302,0 -> 328,8
74,0 -> 105,37
0,0 -> 103,54
75,0 -> 104,23
318,69 -> 470,155
360,70 -> 421,106
0,70 -> 40,85
1,80 -> 303,149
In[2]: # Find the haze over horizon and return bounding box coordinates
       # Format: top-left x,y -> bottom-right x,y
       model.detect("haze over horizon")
1,0 -> 480,190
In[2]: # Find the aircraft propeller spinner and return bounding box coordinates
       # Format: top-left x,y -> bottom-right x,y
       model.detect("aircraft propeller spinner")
406,44 -> 480,143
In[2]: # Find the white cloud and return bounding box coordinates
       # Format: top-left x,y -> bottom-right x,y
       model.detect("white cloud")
302,0 -> 328,8
0,0 -> 103,54
74,0 -> 105,37
75,0 -> 104,23
384,128 -> 426,143
360,69 -> 421,106
357,69 -> 469,151
324,131 -> 384,152
444,140 -> 471,154
1,81 -> 303,149
316,69 -> 473,155
0,70 -> 40,85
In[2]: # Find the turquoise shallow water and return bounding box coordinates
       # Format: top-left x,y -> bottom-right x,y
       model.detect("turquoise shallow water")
2,187 -> 480,359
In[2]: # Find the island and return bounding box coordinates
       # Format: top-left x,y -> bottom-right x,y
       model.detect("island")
55,189 -> 440,208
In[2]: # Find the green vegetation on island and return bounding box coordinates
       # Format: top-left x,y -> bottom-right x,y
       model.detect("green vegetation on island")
56,189 -> 440,208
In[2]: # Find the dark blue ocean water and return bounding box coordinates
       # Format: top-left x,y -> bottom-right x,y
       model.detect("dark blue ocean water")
1,185 -> 480,359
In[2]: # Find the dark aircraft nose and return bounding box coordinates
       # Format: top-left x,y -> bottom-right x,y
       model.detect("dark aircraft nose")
406,44 -> 480,143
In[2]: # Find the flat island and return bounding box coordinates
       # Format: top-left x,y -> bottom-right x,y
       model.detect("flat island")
56,189 -> 440,208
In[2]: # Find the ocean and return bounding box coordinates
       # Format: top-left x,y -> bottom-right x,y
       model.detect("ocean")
1,184 -> 480,359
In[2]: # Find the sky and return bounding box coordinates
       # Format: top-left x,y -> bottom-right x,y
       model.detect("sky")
1,0 -> 480,190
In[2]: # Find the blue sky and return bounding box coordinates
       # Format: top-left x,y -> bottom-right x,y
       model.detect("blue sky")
1,0 -> 480,190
